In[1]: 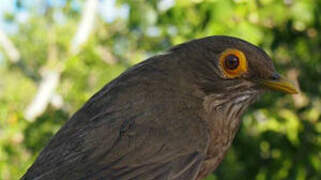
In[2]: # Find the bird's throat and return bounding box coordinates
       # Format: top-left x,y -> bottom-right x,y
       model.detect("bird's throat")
199,90 -> 259,178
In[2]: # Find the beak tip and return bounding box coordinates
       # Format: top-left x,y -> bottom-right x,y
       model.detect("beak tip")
289,89 -> 299,94
258,76 -> 300,95
291,87 -> 300,94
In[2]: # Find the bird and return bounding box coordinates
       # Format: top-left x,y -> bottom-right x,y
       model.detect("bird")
22,36 -> 298,180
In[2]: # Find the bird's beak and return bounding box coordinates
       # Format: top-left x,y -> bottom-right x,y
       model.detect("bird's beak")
257,75 -> 299,94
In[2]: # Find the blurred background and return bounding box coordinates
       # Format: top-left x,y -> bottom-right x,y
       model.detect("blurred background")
0,0 -> 320,179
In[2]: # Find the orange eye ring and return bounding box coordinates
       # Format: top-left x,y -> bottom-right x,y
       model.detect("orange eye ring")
219,49 -> 248,78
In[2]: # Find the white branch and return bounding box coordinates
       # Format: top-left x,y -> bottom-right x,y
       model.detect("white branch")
24,71 -> 60,121
24,0 -> 98,121
0,28 -> 20,63
71,0 -> 98,54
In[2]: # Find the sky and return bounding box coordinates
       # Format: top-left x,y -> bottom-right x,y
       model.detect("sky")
0,0 -> 133,64
0,0 -> 175,63
0,0 -> 130,33
0,0 -> 175,30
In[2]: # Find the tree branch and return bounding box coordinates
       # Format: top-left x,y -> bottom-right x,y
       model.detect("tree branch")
24,0 -> 98,121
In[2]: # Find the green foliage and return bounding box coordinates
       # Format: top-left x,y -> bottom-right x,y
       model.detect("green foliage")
0,0 -> 320,179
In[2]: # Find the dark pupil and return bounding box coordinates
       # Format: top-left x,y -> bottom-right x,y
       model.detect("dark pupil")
224,55 -> 239,70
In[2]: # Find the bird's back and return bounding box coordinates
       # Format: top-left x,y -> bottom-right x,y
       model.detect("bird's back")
22,53 -> 210,180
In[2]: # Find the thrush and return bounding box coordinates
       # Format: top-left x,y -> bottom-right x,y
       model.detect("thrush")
22,36 -> 298,180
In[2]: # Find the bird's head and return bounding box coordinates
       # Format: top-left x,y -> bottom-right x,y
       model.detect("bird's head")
172,36 -> 299,98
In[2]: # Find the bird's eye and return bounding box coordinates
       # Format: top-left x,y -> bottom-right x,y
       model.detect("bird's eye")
219,49 -> 248,78
224,55 -> 239,70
